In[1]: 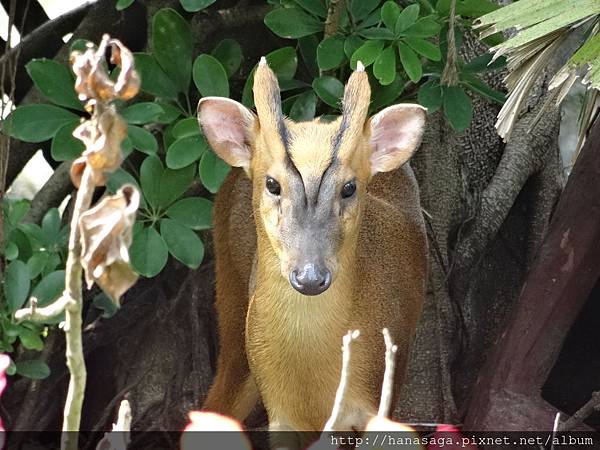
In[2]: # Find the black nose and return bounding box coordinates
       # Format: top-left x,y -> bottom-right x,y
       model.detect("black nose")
289,264 -> 332,296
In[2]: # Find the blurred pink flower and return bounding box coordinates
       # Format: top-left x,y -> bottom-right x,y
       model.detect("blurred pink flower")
427,424 -> 477,450
0,354 -> 10,449
181,411 -> 251,450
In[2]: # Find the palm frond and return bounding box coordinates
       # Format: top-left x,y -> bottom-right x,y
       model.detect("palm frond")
474,0 -> 600,143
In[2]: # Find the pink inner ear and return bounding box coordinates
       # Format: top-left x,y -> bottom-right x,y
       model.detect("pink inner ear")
198,98 -> 254,168
369,104 -> 426,174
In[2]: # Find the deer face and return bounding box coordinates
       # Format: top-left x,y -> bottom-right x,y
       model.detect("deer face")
198,59 -> 425,296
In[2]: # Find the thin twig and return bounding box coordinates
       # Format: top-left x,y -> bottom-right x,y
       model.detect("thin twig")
61,164 -> 95,450
549,412 -> 560,450
15,296 -> 69,322
323,329 -> 360,432
95,399 -> 132,450
558,391 -> 600,431
377,328 -> 398,418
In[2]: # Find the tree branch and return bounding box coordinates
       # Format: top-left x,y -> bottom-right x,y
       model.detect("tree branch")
15,296 -> 69,322
449,100 -> 560,301
23,162 -> 73,224
0,2 -> 91,104
559,391 -> 600,432
324,0 -> 345,39
61,165 -> 95,450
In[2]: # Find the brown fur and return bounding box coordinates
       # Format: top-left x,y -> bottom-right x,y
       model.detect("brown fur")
200,62 -> 427,441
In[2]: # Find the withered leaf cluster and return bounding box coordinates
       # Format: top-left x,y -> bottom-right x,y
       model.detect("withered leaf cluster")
71,34 -> 140,106
68,34 -> 143,305
70,34 -> 140,188
79,185 -> 139,305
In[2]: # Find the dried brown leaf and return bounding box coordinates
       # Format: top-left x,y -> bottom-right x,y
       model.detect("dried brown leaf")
70,107 -> 127,187
70,34 -> 139,106
79,185 -> 140,304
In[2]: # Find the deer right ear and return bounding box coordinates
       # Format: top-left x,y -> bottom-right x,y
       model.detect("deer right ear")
197,97 -> 256,170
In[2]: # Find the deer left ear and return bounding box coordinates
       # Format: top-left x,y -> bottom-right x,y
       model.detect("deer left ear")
368,104 -> 426,176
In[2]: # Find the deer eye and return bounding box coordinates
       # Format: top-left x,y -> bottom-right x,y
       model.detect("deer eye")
341,180 -> 356,199
266,176 -> 281,196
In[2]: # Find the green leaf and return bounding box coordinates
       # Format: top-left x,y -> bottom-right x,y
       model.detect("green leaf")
121,102 -> 164,124
160,219 -> 204,268
26,59 -> 83,111
166,135 -> 209,169
266,47 -> 298,79
130,226 -> 168,277
242,47 -> 297,107
344,35 -> 364,59
31,270 -> 65,307
51,121 -> 85,161
359,7 -> 384,28
134,53 -> 179,99
116,0 -> 135,9
461,74 -> 506,105
4,241 -> 18,260
294,0 -> 327,18
350,40 -> 384,69
140,156 -> 196,208
317,37 -> 345,71
312,76 -> 344,108
351,0 -> 381,21
289,90 -> 317,121
462,53 -> 506,73
155,101 -> 182,124
4,260 -> 30,313
442,86 -> 472,132
358,28 -> 395,40
373,46 -> 397,85
3,105 -> 79,143
418,79 -> 443,112
180,0 -> 216,12
395,4 -> 420,34
381,1 -> 400,31
172,118 -> 201,139
299,35 -> 320,77
264,6 -> 323,39
371,77 -> 404,111
166,197 -> 213,230
19,327 -> 44,351
193,54 -> 229,97
405,17 -> 440,38
398,42 -> 422,82
116,0 -> 135,10
211,39 -> 243,77
128,125 -> 158,154
15,360 -> 50,379
405,37 -> 441,61
152,8 -> 192,93
199,150 -> 231,194
27,252 -> 50,279
42,208 -> 61,245
5,199 -> 30,226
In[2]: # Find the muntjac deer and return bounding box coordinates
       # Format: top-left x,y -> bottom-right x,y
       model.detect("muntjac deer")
197,59 -> 427,445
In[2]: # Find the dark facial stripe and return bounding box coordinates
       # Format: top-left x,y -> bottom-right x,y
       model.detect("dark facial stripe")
331,113 -> 348,158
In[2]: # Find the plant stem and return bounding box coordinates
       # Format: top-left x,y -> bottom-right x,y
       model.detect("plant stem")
60,164 -> 95,450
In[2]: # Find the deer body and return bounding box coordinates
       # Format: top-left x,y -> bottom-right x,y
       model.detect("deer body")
198,60 -> 427,440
